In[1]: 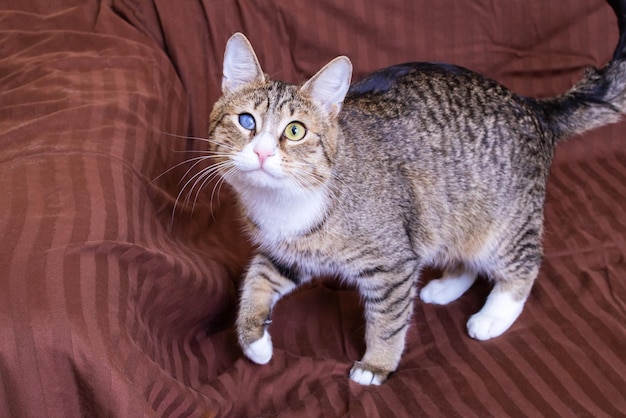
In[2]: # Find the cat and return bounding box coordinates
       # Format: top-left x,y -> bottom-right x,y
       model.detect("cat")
207,0 -> 626,385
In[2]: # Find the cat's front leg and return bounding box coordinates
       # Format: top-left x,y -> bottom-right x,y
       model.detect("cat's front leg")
350,264 -> 419,385
237,252 -> 299,365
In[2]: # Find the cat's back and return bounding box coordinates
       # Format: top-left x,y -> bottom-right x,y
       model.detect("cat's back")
338,61 -> 549,170
344,62 -> 517,116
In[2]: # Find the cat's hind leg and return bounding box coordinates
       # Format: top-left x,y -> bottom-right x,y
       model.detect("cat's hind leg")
467,255 -> 539,341
419,263 -> 477,305
237,253 -> 299,364
464,196 -> 545,340
466,285 -> 527,341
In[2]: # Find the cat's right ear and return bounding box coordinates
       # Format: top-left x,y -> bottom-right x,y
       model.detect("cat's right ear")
222,33 -> 265,94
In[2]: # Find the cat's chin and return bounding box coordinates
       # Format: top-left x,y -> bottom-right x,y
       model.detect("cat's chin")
233,168 -> 287,191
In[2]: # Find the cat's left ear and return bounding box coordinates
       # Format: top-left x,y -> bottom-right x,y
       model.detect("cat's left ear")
222,33 -> 265,94
301,57 -> 352,116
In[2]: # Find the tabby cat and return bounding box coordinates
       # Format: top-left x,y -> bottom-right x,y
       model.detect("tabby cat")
207,0 -> 626,385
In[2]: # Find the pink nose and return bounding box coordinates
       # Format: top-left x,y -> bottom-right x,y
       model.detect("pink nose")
254,146 -> 275,165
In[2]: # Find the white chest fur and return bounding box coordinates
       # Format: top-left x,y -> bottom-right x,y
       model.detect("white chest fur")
238,185 -> 329,245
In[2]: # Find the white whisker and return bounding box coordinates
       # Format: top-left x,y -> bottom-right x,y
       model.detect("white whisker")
190,163 -> 231,213
152,148 -> 233,184
209,166 -> 239,218
170,160 -> 233,226
155,129 -> 237,150
184,162 -> 231,206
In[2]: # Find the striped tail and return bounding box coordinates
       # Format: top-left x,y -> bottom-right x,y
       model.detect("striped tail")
534,0 -> 626,141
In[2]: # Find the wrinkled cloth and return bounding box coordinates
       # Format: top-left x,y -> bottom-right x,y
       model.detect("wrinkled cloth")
1,0 -> 624,416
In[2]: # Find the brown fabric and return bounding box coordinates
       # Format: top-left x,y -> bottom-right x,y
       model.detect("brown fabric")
1,0 -> 625,416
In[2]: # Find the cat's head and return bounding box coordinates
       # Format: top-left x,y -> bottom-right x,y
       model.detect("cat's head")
208,33 -> 352,197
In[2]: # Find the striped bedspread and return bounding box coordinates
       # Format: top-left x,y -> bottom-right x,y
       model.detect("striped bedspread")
1,0 -> 625,416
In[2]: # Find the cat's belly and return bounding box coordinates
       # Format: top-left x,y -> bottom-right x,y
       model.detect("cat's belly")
276,245 -> 350,281
259,236 -> 382,284
420,220 -> 508,275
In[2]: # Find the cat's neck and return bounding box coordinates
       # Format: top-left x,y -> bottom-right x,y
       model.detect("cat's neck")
236,184 -> 331,242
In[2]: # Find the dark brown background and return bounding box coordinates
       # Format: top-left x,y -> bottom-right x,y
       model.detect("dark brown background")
1,0 -> 625,416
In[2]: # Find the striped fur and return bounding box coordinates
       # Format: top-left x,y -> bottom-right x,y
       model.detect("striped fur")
209,4 -> 626,385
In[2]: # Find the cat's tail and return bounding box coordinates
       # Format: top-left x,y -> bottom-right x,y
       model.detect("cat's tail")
535,0 -> 626,141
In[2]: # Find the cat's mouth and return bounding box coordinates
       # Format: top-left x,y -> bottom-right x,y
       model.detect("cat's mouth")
249,163 -> 280,177
238,165 -> 285,189
229,152 -> 289,190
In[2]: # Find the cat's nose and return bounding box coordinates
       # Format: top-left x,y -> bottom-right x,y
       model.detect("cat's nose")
253,145 -> 275,165
251,131 -> 276,166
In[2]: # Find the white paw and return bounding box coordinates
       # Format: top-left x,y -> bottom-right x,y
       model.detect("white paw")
467,292 -> 524,341
420,270 -> 476,305
243,330 -> 273,364
467,312 -> 514,340
349,367 -> 383,386
420,279 -> 460,305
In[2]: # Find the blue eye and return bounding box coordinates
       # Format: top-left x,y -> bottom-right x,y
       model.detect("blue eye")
238,113 -> 256,131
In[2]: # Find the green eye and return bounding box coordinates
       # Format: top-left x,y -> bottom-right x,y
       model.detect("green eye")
284,122 -> 307,141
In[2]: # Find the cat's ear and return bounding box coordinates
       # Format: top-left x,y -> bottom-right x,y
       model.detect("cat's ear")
301,57 -> 352,116
222,33 -> 265,94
